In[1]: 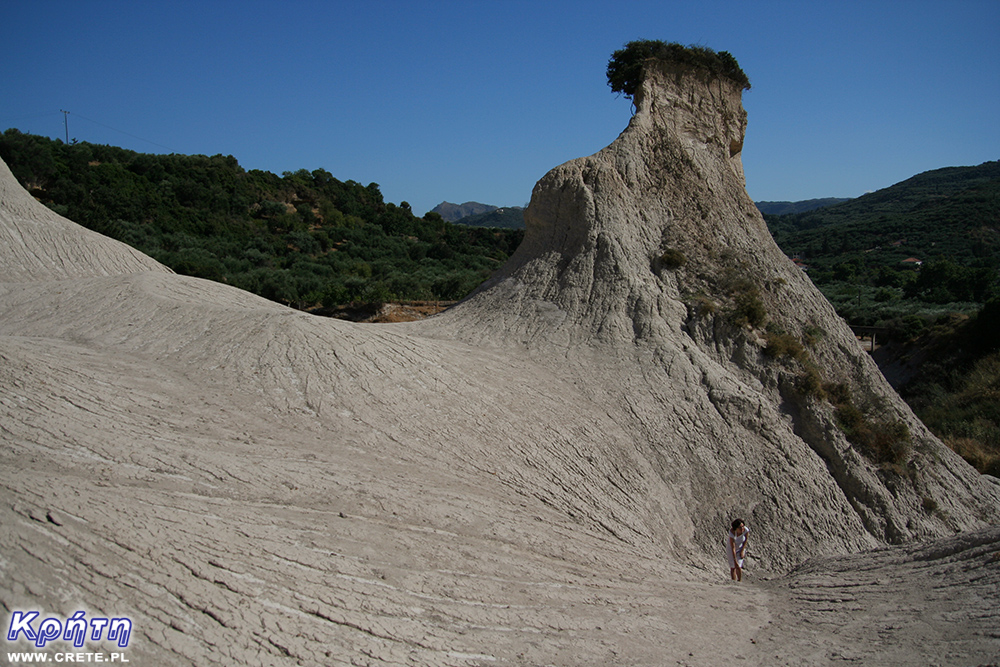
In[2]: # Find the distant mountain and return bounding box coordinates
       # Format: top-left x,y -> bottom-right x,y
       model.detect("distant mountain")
431,201 -> 498,222
755,198 -> 851,215
454,207 -> 525,229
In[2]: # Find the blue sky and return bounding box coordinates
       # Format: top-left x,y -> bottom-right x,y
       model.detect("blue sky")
2,0 -> 998,215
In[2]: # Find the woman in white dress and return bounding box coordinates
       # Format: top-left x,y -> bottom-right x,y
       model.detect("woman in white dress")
727,519 -> 749,581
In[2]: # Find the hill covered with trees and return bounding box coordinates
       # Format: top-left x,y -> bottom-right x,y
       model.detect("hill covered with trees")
0,129 -> 522,309
764,161 -> 1000,332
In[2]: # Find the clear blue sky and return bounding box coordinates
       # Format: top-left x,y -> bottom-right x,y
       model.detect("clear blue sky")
2,0 -> 998,215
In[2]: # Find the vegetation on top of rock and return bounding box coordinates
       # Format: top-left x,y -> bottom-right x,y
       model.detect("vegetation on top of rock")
606,40 -> 751,100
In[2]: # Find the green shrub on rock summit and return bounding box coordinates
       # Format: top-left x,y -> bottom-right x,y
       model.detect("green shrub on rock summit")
607,40 -> 751,100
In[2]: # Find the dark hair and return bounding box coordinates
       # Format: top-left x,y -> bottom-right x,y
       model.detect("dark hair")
731,519 -> 745,531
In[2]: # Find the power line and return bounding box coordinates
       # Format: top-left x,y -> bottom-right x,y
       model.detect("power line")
3,109 -> 178,153
68,111 -> 177,152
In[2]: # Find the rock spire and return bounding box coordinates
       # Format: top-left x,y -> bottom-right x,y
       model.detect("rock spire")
427,56 -> 1000,568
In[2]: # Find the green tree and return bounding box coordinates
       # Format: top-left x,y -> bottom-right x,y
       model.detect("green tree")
607,40 -> 750,100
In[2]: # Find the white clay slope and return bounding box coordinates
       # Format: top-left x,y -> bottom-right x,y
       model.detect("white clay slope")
1,59 -> 999,666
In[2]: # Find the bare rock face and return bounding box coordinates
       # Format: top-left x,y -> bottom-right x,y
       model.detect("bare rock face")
429,60 -> 1000,569
2,56 -> 999,665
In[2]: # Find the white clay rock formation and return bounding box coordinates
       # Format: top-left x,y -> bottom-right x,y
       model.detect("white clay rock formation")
2,55 -> 999,666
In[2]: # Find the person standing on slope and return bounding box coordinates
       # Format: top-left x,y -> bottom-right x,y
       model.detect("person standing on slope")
727,519 -> 749,581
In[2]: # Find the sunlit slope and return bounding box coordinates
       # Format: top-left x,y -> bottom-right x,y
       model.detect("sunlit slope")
2,51 -> 998,665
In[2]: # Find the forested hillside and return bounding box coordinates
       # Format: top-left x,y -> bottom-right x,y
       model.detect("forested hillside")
764,161 -> 1000,332
0,129 -> 522,308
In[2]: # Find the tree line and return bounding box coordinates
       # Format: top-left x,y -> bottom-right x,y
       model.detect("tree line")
764,161 -> 1000,337
0,129 -> 523,308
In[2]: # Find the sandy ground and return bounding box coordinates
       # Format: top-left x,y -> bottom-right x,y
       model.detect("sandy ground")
1,270 -> 997,665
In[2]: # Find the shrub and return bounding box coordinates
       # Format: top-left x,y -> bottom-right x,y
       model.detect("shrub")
691,294 -> 716,316
731,291 -> 767,328
764,332 -> 806,361
660,247 -> 686,270
835,402 -> 912,466
607,40 -> 751,100
797,366 -> 826,398
823,382 -> 852,406
322,282 -> 349,308
835,403 -> 866,437
872,420 -> 912,465
802,325 -> 825,347
901,313 -> 928,337
361,281 -> 394,305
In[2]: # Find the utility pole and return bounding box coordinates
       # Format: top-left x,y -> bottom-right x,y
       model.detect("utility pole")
60,109 -> 69,143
